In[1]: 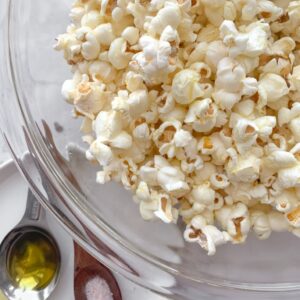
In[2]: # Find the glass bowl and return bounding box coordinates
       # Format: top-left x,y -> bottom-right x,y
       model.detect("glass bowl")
1,1 -> 300,299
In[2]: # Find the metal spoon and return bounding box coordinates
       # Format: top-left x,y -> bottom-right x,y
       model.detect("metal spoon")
0,189 -> 61,300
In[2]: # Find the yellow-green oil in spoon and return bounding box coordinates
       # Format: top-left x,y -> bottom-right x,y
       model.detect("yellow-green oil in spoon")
0,289 -> 8,300
6,231 -> 59,291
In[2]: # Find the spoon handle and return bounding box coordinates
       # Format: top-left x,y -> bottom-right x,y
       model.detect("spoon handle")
22,189 -> 43,223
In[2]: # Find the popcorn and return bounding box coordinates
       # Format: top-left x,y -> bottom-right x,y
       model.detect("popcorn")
236,56 -> 259,74
269,133 -> 288,151
57,0 -> 300,255
108,37 -> 132,70
94,23 -> 115,46
62,78 -> 77,103
89,61 -> 116,83
153,120 -> 181,158
258,73 -> 289,104
183,219 -> 206,243
81,10 -> 103,29
194,162 -> 217,184
220,20 -> 270,58
121,158 -> 138,190
197,24 -> 220,43
186,42 -> 207,66
81,30 -> 101,60
254,116 -> 276,140
93,110 -> 122,140
190,184 -> 216,210
128,90 -> 149,118
121,26 -> 139,45
184,222 -> 231,256
136,181 -> 151,202
277,165 -> 300,189
124,71 -> 145,92
154,193 -> 178,223
88,139 -> 114,166
204,41 -> 228,72
242,77 -> 258,96
126,2 -> 148,29
215,57 -> 245,93
72,76 -> 111,118
223,1 -> 237,21
259,56 -> 292,77
70,6 -> 85,26
264,150 -> 297,171
289,117 -> 300,142
109,131 -> 133,149
250,210 -> 272,240
184,98 -> 218,132
271,189 -> 299,212
210,173 -> 230,189
174,129 -> 193,147
241,0 -> 257,21
290,143 -> 300,159
224,182 -> 252,204
112,11 -> 135,35
184,215 -> 231,255
232,118 -> 258,154
156,92 -> 175,114
145,2 -> 181,35
132,122 -> 150,141
181,155 -> 203,174
132,33 -> 176,85
271,1 -> 300,36
249,184 -> 268,202
139,165 -> 158,186
226,149 -> 261,183
54,33 -> 83,64
268,210 -> 290,232
177,12 -> 197,43
258,1 -> 283,22
286,206 -> 300,228
197,133 -> 229,165
289,65 -> 300,92
271,37 -> 296,57
198,136 -> 215,156
139,197 -> 158,221
90,110 -> 133,168
217,202 -> 251,243
159,105 -> 187,123
172,69 -> 205,105
190,215 -> 207,230
157,165 -> 190,197
213,57 -> 253,110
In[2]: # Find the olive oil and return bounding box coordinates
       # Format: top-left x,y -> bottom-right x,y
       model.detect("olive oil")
0,289 -> 8,300
6,230 -> 59,291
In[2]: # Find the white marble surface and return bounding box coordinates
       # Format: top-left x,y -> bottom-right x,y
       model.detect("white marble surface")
0,137 -> 10,165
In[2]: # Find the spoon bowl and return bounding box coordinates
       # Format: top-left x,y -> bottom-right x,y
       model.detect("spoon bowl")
74,243 -> 121,300
0,190 -> 61,300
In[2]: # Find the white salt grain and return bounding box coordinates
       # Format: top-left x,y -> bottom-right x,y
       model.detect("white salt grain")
85,276 -> 113,300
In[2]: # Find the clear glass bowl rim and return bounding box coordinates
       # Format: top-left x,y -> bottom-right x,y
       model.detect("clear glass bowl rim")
1,0 -> 300,296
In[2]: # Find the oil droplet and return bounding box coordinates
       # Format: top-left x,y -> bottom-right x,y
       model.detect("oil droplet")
7,230 -> 60,291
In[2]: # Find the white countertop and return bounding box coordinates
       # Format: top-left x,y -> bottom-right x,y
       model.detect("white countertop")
0,138 -> 10,165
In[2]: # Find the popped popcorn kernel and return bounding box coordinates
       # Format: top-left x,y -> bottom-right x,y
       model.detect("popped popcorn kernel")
56,0 -> 300,255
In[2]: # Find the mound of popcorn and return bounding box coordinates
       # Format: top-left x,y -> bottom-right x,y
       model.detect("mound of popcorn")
55,0 -> 300,255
